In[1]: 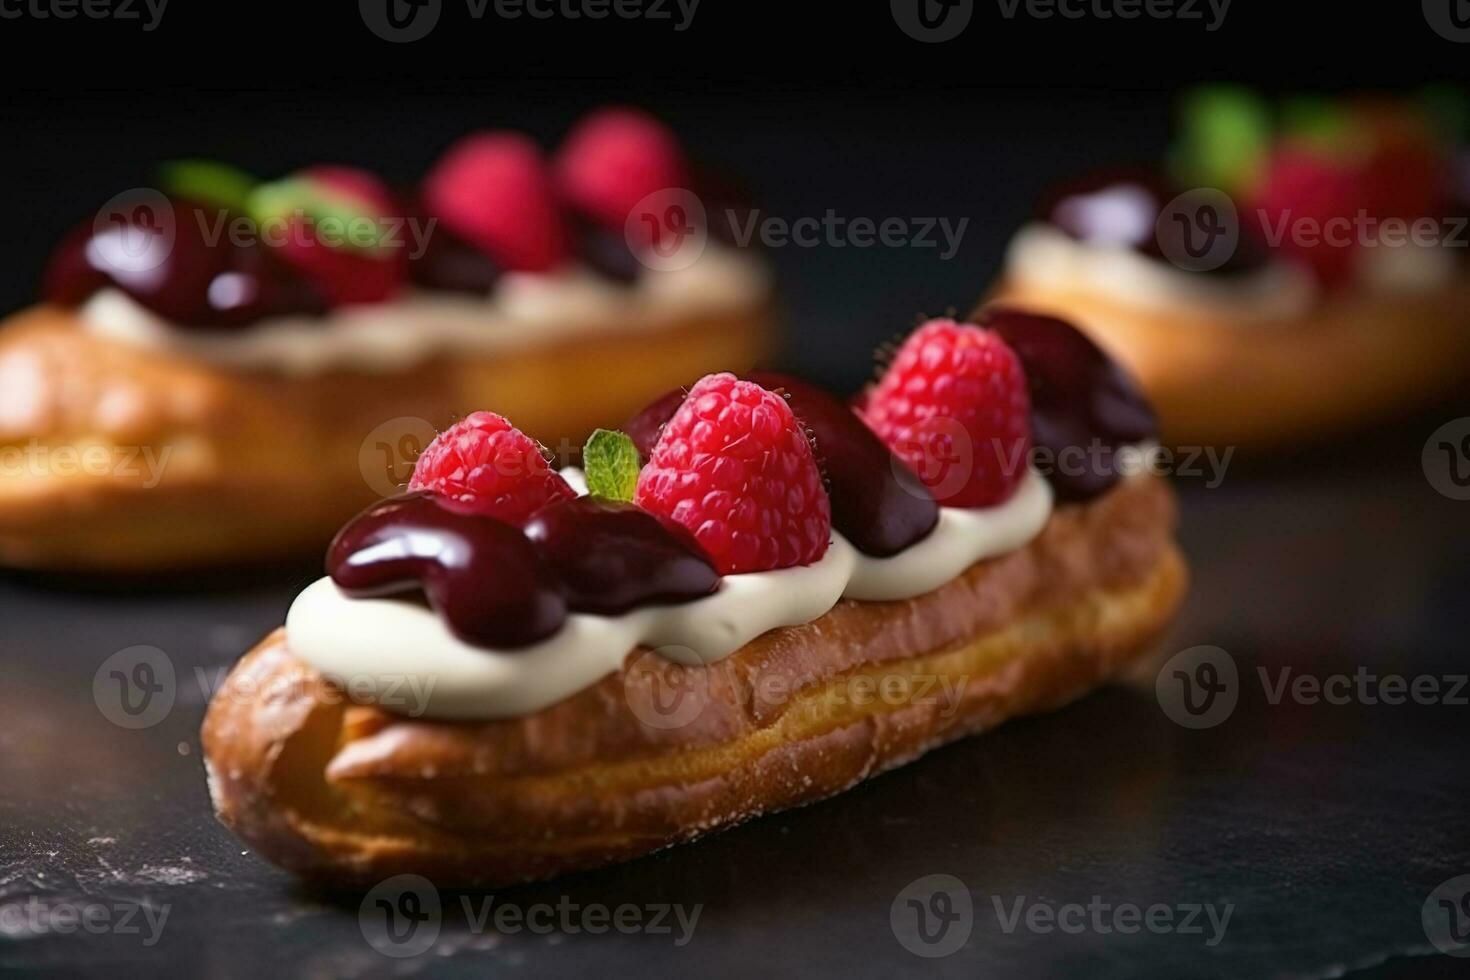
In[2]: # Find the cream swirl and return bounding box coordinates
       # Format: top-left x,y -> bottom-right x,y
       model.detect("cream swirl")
284,467 -> 1054,720
1005,223 -> 1318,321
77,244 -> 769,376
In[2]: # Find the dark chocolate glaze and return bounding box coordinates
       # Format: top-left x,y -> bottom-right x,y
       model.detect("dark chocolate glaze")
408,223 -> 503,295
328,493 -> 568,649
524,496 -> 719,615
977,308 -> 1158,503
43,198 -> 329,329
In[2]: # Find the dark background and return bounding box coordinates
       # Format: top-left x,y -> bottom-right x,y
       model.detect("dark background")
3,1 -> 1466,391
4,2 -> 1470,978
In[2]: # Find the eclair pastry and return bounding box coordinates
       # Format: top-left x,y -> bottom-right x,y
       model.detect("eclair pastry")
989,88 -> 1470,448
0,108 -> 771,573
203,309 -> 1187,887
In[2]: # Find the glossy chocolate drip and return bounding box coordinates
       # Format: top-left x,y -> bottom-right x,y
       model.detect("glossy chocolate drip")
570,213 -> 643,284
328,493 -> 568,649
408,223 -> 503,295
524,497 -> 719,615
44,198 -> 330,329
1042,169 -> 1269,277
978,308 -> 1158,502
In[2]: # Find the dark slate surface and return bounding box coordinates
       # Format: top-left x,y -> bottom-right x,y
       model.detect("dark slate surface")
3,406 -> 1469,978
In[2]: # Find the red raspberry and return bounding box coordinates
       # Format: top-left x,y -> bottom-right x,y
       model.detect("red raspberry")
423,133 -> 568,272
409,412 -> 575,526
272,166 -> 407,306
634,373 -> 831,575
862,318 -> 1032,508
1250,148 -> 1364,286
555,107 -> 689,241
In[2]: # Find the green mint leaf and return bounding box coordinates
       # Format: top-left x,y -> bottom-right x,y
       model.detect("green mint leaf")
158,159 -> 259,214
1280,94 -> 1353,153
245,176 -> 391,254
583,429 -> 641,502
1170,85 -> 1271,196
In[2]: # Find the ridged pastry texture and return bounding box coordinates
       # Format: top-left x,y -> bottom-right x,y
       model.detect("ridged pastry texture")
0,304 -> 772,572
202,474 -> 1186,887
982,280 -> 1470,448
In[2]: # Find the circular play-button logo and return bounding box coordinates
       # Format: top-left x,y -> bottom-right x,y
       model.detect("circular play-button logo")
360,0 -> 442,42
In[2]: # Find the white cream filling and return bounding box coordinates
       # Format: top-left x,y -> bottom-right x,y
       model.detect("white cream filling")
1006,222 -> 1462,319
284,466 -> 1054,720
1004,223 -> 1317,321
77,244 -> 768,376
